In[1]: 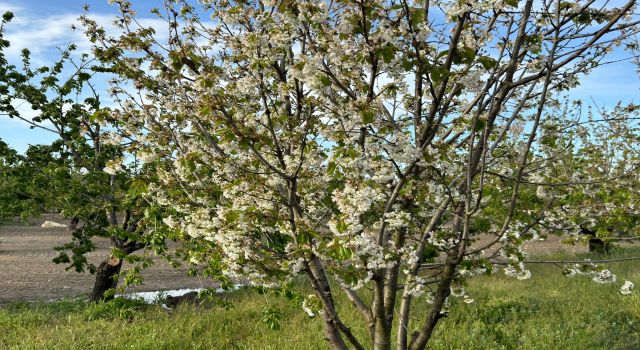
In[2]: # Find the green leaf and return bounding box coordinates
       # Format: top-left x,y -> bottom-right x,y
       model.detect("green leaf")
478,56 -> 497,70
261,307 -> 282,330
377,45 -> 396,64
336,219 -> 348,233
430,66 -> 449,83
401,58 -> 414,72
127,179 -> 148,197
338,246 -> 353,259
225,210 -> 240,223
472,118 -> 486,132
409,8 -> 423,23
318,75 -> 332,87
327,161 -> 337,175
454,47 -> 476,65
361,109 -> 375,124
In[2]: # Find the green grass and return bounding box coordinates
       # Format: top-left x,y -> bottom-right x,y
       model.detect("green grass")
2,247 -> 640,350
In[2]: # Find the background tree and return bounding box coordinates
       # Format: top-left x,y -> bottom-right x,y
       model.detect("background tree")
0,129 -> 70,223
0,12 -> 171,302
81,0 -> 639,349
0,139 -> 29,223
532,101 -> 640,252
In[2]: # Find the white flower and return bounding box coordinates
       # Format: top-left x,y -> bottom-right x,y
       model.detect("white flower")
536,186 -> 548,199
102,132 -> 123,146
565,261 -> 598,277
163,216 -> 179,228
592,269 -> 616,284
103,165 -> 118,175
450,285 -> 465,297
504,263 -> 531,280
138,150 -> 156,163
383,210 -> 411,229
562,267 -> 577,278
620,281 -> 634,295
103,158 -> 124,175
463,295 -> 474,304
301,294 -> 319,318
301,300 -> 315,317
407,276 -> 427,297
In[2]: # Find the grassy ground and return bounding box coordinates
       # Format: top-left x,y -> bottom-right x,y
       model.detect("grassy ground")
2,247 -> 640,350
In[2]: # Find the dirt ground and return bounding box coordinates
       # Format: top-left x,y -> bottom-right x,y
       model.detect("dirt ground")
0,218 -> 219,304
0,217 -> 594,304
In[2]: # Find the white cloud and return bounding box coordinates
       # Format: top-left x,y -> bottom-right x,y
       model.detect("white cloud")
0,1 -> 21,13
5,14 -> 83,60
2,7 -> 168,66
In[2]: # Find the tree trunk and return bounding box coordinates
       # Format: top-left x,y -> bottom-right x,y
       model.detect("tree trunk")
374,229 -> 405,350
589,238 -> 608,253
89,255 -> 123,302
397,199 -> 452,349
305,258 -> 350,350
68,217 -> 79,230
372,274 -> 391,350
408,261 -> 456,350
373,315 -> 391,350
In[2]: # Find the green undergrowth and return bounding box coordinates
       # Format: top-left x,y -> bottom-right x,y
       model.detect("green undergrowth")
2,246 -> 640,350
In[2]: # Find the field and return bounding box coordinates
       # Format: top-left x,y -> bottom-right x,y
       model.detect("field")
0,219 -> 587,303
1,222 -> 640,349
0,219 -> 218,304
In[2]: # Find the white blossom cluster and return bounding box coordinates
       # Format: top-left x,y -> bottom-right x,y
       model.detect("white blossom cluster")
592,269 -> 617,284
562,262 -> 618,285
103,158 -> 125,175
301,294 -> 321,318
503,262 -> 532,280
620,281 -> 635,295
562,261 -> 599,278
450,284 -> 465,297
406,276 -> 429,297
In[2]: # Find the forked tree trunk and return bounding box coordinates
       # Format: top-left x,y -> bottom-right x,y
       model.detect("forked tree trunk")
89,255 -> 123,302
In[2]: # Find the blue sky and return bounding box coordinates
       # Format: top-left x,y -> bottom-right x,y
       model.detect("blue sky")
0,0 -> 162,153
0,0 -> 638,153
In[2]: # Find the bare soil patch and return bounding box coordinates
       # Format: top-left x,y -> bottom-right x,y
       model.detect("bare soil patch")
0,219 -> 217,304
1,216 -> 600,304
